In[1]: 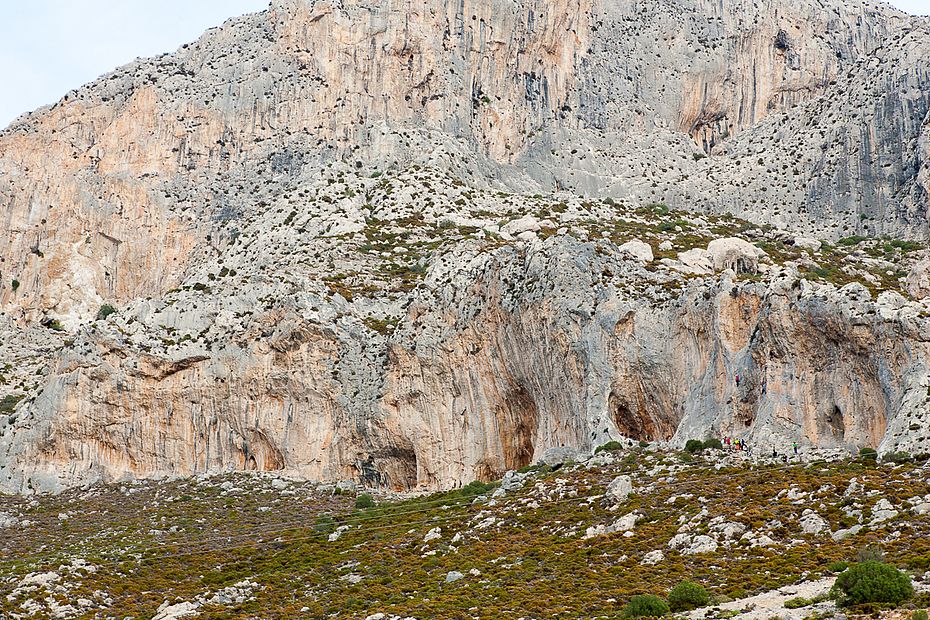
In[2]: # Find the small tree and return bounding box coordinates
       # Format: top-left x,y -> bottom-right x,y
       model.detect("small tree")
623,595 -> 670,618
685,439 -> 704,454
11,279 -> 19,292
830,561 -> 913,607
859,447 -> 878,462
669,581 -> 710,611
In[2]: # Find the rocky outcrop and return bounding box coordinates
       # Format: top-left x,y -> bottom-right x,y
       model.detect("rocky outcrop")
0,0 -> 929,493
2,234 -> 928,494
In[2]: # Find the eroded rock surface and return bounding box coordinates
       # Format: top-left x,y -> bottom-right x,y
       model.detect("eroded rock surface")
0,0 -> 929,493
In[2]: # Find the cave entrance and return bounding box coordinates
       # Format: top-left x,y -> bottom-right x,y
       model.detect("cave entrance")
496,386 -> 539,471
609,391 -> 672,441
825,404 -> 846,440
363,446 -> 418,490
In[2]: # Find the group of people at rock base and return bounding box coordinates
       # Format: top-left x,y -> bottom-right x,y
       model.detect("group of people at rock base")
723,437 -> 801,457
723,436 -> 748,452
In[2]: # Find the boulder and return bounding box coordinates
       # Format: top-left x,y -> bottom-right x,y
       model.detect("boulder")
618,239 -> 654,263
906,257 -> 930,299
870,498 -> 898,524
500,470 -> 529,492
445,571 -> 465,583
707,238 -> 767,274
606,475 -> 633,502
539,446 -> 578,467
502,215 -> 540,236
831,524 -> 862,542
794,237 -> 822,252
640,550 -> 665,565
676,248 -> 714,275
799,510 -> 829,535
686,535 -> 718,554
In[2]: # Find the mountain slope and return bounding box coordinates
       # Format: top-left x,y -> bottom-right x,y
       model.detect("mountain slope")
0,0 -> 929,493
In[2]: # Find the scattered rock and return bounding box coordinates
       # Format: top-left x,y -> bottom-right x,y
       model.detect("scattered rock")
641,550 -> 665,565
619,239 -> 654,263
606,475 -> 633,503
799,510 -> 829,535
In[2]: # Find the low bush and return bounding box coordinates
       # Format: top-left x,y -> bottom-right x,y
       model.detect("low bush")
623,594 -> 670,618
830,561 -> 913,607
784,597 -> 814,609
668,581 -> 709,611
96,304 -> 117,321
702,438 -> 723,450
882,451 -> 912,464
912,610 -> 928,620
859,447 -> 878,462
354,493 -> 375,509
595,441 -> 624,454
828,561 -> 850,573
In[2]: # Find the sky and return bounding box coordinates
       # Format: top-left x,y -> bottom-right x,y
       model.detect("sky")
0,0 -> 927,129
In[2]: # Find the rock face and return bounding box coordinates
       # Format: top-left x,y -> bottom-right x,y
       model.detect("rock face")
0,0 -> 929,493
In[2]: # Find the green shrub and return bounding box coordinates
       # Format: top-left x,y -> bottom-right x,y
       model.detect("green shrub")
685,439 -> 704,454
859,447 -> 878,462
830,561 -> 913,607
11,279 -> 19,292
702,438 -> 723,450
461,480 -> 495,497
594,441 -> 623,454
784,597 -> 814,609
838,235 -> 867,246
96,304 -> 117,321
828,561 -> 850,573
912,610 -> 928,620
623,594 -> 670,618
354,493 -> 375,509
668,581 -> 710,611
882,451 -> 912,464
0,394 -> 25,414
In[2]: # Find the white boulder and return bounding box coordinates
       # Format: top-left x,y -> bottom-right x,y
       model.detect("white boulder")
606,475 -> 633,502
502,215 -> 540,236
675,248 -> 714,275
618,239 -> 654,263
707,237 -> 768,274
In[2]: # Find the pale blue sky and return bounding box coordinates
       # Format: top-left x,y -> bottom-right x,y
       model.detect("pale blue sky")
0,0 -> 926,129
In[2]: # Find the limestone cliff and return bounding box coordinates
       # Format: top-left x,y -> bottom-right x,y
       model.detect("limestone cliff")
0,0 -> 929,493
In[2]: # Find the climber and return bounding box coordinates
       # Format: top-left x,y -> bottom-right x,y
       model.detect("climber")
735,373 -> 741,387
793,441 -> 799,456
